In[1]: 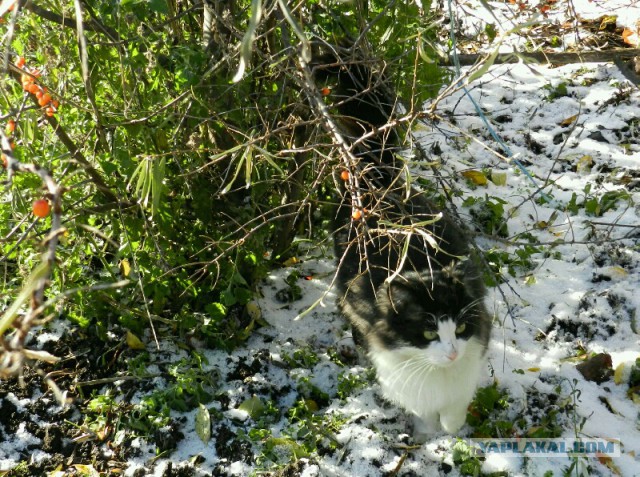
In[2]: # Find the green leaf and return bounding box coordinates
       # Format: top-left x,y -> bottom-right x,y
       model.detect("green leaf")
265,437 -> 310,459
195,404 -> 211,444
490,171 -> 507,186
238,395 -> 265,419
205,303 -> 227,321
149,0 -> 169,14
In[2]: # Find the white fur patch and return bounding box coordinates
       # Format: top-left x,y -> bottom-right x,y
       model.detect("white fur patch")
368,325 -> 487,434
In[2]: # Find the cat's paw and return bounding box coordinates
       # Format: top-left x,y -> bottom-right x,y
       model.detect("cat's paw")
411,413 -> 440,443
439,409 -> 466,434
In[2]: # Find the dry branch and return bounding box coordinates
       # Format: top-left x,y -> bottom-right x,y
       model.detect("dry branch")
444,48 -> 640,66
0,132 -> 65,378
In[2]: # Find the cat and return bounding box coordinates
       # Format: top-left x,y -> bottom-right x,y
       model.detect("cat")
311,50 -> 492,437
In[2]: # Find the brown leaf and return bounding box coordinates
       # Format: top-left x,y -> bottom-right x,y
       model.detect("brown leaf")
559,114 -> 578,126
576,353 -> 613,383
622,28 -> 639,47
597,452 -> 622,475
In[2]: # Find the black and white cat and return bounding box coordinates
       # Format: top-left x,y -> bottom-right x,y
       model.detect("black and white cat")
312,50 -> 492,437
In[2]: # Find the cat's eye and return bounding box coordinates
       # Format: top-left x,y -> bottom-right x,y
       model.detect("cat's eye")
423,330 -> 438,340
455,323 -> 466,334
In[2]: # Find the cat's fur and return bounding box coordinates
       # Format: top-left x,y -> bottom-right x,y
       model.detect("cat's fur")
312,50 -> 491,437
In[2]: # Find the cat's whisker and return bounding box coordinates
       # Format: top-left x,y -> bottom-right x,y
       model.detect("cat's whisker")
457,297 -> 485,320
415,358 -> 432,407
386,355 -> 431,390
385,355 -> 431,392
392,354 -> 437,391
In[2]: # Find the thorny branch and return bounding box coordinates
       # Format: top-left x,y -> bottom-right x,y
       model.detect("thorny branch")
0,132 -> 64,378
0,30 -> 119,378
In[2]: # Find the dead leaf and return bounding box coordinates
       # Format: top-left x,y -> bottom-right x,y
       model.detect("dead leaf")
461,170 -> 488,186
73,465 -> 100,477
560,114 -> 578,126
575,155 -> 593,174
119,259 -> 131,277
126,330 -> 145,350
608,266 -> 628,278
628,385 -> 640,404
614,363 -> 626,385
576,353 -> 613,383
596,452 -> 622,475
599,15 -> 618,31
282,257 -> 300,267
622,28 -> 639,46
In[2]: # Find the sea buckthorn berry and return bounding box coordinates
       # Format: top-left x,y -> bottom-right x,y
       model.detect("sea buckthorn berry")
352,209 -> 363,220
21,73 -> 33,84
6,119 -> 15,134
321,87 -> 331,96
32,199 -> 51,218
45,106 -> 55,117
340,170 -> 350,181
1,153 -> 7,168
15,57 -> 25,68
38,93 -> 51,106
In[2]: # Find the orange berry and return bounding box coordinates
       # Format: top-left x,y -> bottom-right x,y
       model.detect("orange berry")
6,119 -> 15,134
51,99 -> 59,108
32,199 -> 51,218
38,93 -> 52,106
1,153 -> 7,168
45,106 -> 55,117
321,87 -> 331,96
352,209 -> 363,220
35,89 -> 43,99
340,170 -> 350,181
20,73 -> 33,85
27,83 -> 39,94
15,57 -> 25,68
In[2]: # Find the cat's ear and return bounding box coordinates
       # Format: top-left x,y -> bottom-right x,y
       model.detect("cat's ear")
443,257 -> 486,297
441,260 -> 466,283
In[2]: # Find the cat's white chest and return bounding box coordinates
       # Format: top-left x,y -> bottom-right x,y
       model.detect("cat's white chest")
369,339 -> 486,432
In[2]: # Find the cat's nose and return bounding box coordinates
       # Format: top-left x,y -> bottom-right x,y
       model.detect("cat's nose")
447,349 -> 458,361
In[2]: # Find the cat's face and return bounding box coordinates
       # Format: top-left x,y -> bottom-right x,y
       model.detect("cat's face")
371,271 -> 485,366
420,319 -> 472,366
